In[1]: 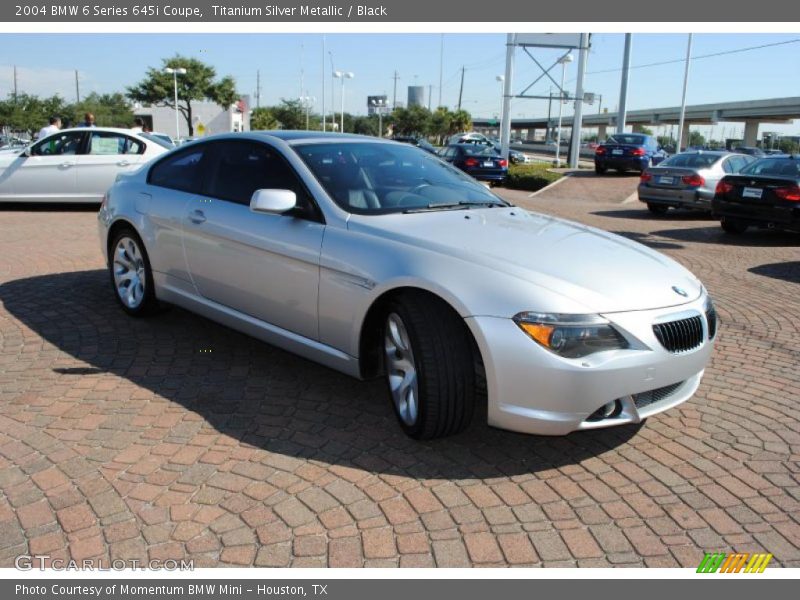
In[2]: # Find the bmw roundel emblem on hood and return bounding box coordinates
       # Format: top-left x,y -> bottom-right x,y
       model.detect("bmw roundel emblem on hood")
672,286 -> 689,297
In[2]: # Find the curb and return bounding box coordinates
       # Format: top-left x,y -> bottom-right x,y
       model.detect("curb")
527,174 -> 571,198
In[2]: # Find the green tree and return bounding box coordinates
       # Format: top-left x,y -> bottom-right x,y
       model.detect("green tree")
270,99 -> 306,130
127,55 -> 238,136
778,138 -> 799,155
351,115 -> 378,137
0,93 -> 68,136
687,130 -> 706,148
638,126 -> 654,136
250,107 -> 279,130
69,92 -> 134,128
391,105 -> 432,136
448,109 -> 472,135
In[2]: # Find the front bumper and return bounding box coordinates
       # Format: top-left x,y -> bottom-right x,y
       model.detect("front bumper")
465,295 -> 715,436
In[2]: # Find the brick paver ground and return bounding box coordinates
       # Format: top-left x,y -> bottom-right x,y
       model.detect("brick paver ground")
0,181 -> 798,568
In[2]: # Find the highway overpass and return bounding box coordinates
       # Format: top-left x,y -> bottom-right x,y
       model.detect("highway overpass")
474,97 -> 800,147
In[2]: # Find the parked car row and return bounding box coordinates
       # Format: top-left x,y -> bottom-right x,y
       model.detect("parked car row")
638,151 -> 799,235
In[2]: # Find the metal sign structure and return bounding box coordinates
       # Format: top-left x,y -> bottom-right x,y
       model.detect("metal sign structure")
500,33 -> 591,168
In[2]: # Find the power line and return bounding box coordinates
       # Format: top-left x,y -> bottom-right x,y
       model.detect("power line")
585,37 -> 800,76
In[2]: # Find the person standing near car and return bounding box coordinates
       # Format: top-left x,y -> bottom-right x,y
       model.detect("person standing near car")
130,117 -> 144,133
78,112 -> 96,127
36,116 -> 61,140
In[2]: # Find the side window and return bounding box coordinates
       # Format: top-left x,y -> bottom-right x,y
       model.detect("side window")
31,131 -> 84,156
148,146 -> 208,194
206,141 -> 312,209
722,158 -> 735,174
87,131 -> 144,156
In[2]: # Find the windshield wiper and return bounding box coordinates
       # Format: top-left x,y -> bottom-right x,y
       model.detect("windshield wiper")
402,201 -> 501,214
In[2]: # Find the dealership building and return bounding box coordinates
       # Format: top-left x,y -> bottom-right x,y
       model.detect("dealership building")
134,96 -> 251,139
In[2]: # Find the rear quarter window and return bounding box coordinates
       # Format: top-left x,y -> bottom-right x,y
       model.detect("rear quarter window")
148,146 -> 208,194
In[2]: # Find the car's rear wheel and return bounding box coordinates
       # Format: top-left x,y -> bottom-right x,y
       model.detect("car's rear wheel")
720,217 -> 749,234
595,165 -> 606,175
647,203 -> 669,214
383,292 -> 476,439
109,228 -> 159,317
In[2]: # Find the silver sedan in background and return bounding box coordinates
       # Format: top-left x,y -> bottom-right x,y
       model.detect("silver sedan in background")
98,132 -> 717,439
639,151 -> 755,214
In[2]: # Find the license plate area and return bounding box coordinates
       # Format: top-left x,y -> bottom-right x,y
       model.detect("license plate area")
612,149 -> 624,155
658,176 -> 675,185
742,187 -> 763,199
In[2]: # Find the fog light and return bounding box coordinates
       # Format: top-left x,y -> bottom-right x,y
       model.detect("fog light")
587,399 -> 622,422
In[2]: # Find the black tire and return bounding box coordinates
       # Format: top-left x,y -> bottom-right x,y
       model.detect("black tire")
383,291 -> 477,439
108,227 -> 159,317
720,218 -> 748,234
595,165 -> 606,175
647,203 -> 669,214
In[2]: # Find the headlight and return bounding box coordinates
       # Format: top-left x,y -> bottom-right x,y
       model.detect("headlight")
513,312 -> 629,358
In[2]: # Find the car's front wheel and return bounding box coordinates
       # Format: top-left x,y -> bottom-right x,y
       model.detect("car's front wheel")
109,228 -> 159,317
383,292 -> 476,439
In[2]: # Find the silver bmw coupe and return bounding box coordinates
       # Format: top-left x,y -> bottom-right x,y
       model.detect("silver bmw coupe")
98,132 -> 717,439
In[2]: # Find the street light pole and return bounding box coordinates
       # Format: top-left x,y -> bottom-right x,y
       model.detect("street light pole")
495,75 -> 505,128
676,33 -> 693,152
370,98 -> 388,138
164,67 -> 187,140
334,71 -> 354,133
555,53 -> 573,168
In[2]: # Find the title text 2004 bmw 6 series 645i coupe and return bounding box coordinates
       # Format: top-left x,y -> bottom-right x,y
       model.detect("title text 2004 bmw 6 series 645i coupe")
98,132 -> 717,439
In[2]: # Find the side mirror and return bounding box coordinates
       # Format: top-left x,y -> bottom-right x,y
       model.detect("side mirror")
250,189 -> 296,215
22,147 -> 32,157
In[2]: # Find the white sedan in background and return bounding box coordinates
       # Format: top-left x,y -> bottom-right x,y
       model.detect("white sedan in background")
0,127 -> 169,203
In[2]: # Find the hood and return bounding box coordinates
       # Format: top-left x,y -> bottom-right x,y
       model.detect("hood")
348,207 -> 702,314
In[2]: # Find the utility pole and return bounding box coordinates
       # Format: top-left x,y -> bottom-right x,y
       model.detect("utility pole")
75,70 -> 80,103
457,66 -> 465,111
547,88 -> 553,141
676,33 -> 693,153
392,70 -> 400,109
500,34 -> 515,162
438,34 -> 444,108
617,33 -> 632,135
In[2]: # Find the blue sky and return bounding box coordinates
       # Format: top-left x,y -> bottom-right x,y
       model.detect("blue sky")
2,33 -> 799,135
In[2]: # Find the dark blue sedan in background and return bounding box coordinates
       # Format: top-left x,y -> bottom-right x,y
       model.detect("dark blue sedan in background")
440,143 -> 508,185
595,133 -> 667,174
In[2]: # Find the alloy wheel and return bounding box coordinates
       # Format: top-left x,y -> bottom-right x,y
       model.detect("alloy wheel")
113,236 -> 146,309
384,313 -> 420,426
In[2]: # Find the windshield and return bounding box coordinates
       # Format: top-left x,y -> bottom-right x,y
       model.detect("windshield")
659,153 -> 721,168
606,134 -> 647,146
739,158 -> 800,177
294,142 -> 507,215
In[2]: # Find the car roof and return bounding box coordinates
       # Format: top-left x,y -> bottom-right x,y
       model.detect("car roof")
251,130 -> 383,144
58,127 -> 144,135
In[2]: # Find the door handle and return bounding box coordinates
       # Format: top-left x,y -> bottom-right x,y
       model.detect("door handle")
117,160 -> 130,167
60,162 -> 74,168
189,209 -> 206,224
